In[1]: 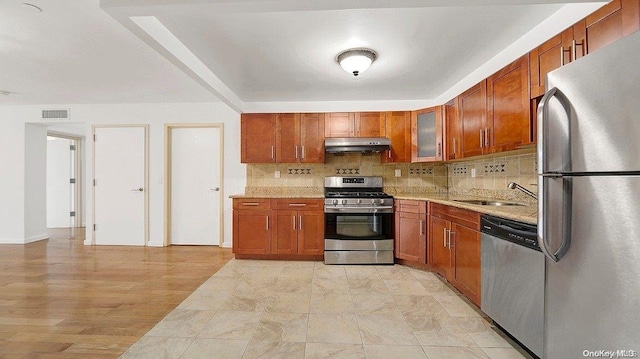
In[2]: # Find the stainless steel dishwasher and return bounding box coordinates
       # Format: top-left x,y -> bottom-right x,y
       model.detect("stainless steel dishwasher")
481,214 -> 543,358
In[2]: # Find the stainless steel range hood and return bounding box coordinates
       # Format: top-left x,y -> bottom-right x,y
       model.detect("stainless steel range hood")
324,137 -> 391,154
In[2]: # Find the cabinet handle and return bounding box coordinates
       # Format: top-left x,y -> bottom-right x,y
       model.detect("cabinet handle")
419,220 -> 424,235
448,230 -> 455,249
437,142 -> 441,157
288,203 -> 306,207
443,228 -> 448,247
242,202 -> 260,206
295,145 -> 298,159
452,138 -> 456,156
388,150 -> 392,159
271,146 -> 275,159
572,39 -> 585,61
480,129 -> 484,148
266,216 -> 269,230
484,128 -> 490,147
560,46 -> 571,66
301,146 -> 305,159
299,215 -> 302,231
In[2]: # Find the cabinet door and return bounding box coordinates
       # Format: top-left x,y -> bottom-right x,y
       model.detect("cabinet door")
451,223 -> 481,306
583,0 -> 640,55
298,210 -> 324,255
273,210 -> 298,254
241,114 -> 276,163
429,216 -> 451,280
444,100 -> 460,161
396,211 -> 426,263
383,111 -> 411,163
459,80 -> 488,158
276,113 -> 300,163
487,55 -> 532,153
411,106 -> 443,162
529,27 -> 574,98
324,112 -> 354,137
300,113 -> 325,163
233,209 -> 271,254
355,112 -> 385,137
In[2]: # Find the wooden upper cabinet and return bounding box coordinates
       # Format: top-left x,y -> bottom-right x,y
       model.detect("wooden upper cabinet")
355,112 -> 385,137
411,106 -> 443,162
324,112 -> 385,138
241,113 -> 277,163
382,111 -> 411,163
444,100 -> 461,161
276,113 -> 300,163
582,0 -> 640,54
487,55 -> 532,152
459,80 -> 488,158
530,0 -> 640,99
324,112 -> 354,137
275,113 -> 324,164
299,113 -> 325,163
529,27 -> 575,98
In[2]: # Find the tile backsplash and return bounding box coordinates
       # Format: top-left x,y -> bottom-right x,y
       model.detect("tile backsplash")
447,151 -> 537,203
245,150 -> 537,201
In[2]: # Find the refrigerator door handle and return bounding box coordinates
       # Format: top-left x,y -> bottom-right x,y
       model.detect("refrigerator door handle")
537,87 -> 572,174
539,175 -> 573,262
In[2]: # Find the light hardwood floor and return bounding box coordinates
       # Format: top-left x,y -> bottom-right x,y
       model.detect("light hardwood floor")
0,228 -> 233,359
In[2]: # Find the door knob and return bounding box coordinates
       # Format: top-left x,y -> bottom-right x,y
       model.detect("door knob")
209,187 -> 220,192
131,187 -> 144,192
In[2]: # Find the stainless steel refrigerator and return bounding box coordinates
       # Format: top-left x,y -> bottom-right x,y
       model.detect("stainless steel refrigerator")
538,31 -> 640,359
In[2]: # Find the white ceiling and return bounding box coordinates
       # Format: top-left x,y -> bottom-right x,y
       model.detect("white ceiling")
1,0 -> 606,111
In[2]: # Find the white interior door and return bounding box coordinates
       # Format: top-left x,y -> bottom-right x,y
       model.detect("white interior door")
94,126 -> 147,245
46,137 -> 73,228
170,127 -> 221,245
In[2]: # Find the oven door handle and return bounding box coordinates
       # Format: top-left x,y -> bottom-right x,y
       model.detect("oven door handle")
324,206 -> 394,213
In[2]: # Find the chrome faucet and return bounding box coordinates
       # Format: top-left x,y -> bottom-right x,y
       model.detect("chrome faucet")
508,182 -> 538,200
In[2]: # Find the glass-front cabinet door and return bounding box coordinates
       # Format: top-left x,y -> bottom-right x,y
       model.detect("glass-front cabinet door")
411,106 -> 443,162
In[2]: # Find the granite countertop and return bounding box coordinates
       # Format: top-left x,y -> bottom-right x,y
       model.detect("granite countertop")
393,193 -> 537,225
230,191 -> 537,225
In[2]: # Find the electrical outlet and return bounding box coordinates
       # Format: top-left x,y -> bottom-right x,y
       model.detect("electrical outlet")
471,168 -> 476,178
394,169 -> 402,177
274,170 -> 281,179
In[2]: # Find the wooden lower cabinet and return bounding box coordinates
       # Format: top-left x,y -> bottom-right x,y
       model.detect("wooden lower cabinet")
233,198 -> 324,259
429,202 -> 481,306
394,200 -> 427,264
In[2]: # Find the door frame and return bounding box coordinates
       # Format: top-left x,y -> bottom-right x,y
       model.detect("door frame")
164,123 -> 225,246
47,131 -> 84,228
91,124 -> 150,245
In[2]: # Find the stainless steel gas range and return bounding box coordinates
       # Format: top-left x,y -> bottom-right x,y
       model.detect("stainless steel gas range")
323,176 -> 394,265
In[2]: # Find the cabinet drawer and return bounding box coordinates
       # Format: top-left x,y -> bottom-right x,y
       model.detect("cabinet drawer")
233,198 -> 271,210
395,200 -> 427,214
429,202 -> 480,229
272,198 -> 323,210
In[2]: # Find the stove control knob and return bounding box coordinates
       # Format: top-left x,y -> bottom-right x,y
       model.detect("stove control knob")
371,199 -> 376,204
332,199 -> 338,205
357,199 -> 362,204
341,199 -> 347,205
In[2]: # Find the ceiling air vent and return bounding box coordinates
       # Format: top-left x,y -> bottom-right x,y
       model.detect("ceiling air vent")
42,109 -> 70,120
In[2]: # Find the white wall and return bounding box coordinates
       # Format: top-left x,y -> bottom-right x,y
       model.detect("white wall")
24,123 -> 48,243
0,115 -> 26,243
0,102 -> 244,247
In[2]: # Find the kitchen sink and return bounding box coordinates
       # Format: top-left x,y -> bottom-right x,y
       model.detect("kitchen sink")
453,199 -> 526,207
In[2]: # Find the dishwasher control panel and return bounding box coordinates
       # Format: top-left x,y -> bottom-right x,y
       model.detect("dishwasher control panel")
480,215 -> 540,251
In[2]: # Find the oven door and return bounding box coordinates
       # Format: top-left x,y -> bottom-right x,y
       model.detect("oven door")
324,211 -> 393,240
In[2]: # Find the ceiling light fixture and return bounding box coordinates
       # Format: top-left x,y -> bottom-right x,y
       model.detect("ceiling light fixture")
336,48 -> 377,77
21,3 -> 43,13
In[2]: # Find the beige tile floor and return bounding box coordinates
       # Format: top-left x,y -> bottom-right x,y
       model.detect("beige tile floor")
120,260 -> 534,359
